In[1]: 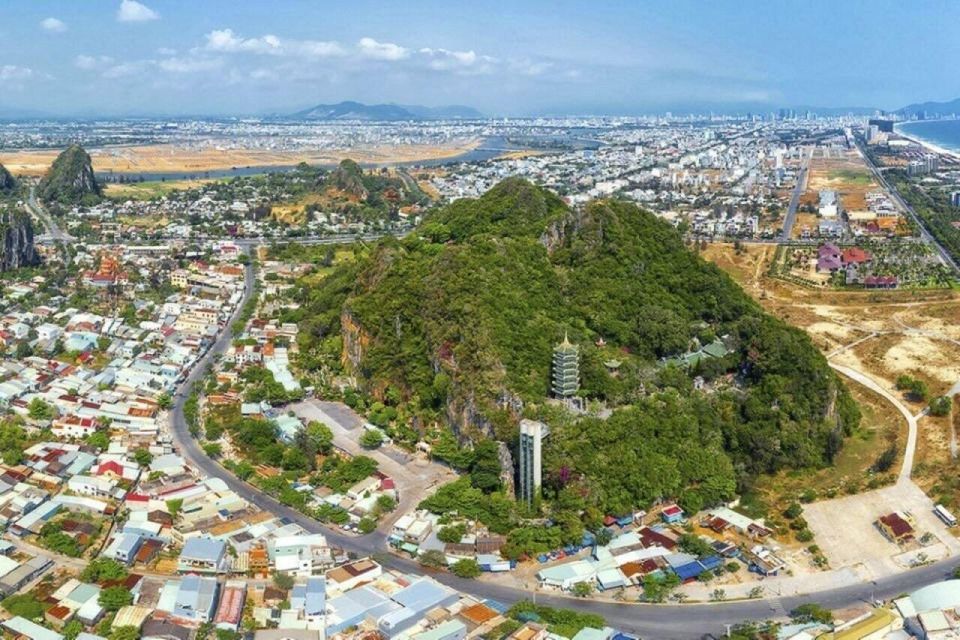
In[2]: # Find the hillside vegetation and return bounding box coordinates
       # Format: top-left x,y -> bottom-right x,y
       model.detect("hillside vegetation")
294,178 -> 860,515
315,159 -> 427,221
38,144 -> 101,205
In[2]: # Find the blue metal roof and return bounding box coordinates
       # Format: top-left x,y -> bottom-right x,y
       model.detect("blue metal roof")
673,561 -> 704,580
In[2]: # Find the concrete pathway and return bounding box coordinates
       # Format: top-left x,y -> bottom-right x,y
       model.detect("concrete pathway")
829,363 -> 917,483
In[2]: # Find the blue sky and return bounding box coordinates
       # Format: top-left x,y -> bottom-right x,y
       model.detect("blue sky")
1,0 -> 959,116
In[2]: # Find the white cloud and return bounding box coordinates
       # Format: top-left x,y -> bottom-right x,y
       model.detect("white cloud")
40,17 -> 67,33
357,37 -> 409,61
419,48 -> 497,74
74,55 -> 114,71
508,59 -> 554,76
117,0 -> 159,23
156,47 -> 177,56
157,57 -> 223,74
0,65 -> 33,82
204,29 -> 344,58
103,61 -> 152,78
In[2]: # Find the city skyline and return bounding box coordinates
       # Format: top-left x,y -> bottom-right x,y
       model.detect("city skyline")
2,0 -> 960,117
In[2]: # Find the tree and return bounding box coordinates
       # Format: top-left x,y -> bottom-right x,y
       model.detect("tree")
572,581 -> 594,597
133,448 -> 153,467
790,603 -> 833,624
469,440 -> 503,493
99,586 -> 133,611
156,392 -> 172,410
14,341 -> 33,359
641,573 -> 680,603
418,549 -> 448,568
359,429 -> 384,449
28,397 -> 55,422
272,571 -> 294,591
783,502 -> 803,519
87,431 -> 110,451
203,443 -> 223,458
2,593 -> 44,619
376,494 -> 397,513
594,528 -> 613,547
358,517 -> 377,534
109,627 -> 141,640
438,523 -> 467,543
166,498 -> 183,520
63,620 -> 84,640
873,444 -> 898,473
81,558 -> 128,582
450,558 -> 481,579
930,396 -> 952,417
305,421 -> 334,453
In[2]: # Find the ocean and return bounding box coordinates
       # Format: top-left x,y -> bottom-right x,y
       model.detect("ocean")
895,119 -> 960,154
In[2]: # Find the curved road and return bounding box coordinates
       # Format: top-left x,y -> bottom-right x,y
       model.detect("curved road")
167,249 -> 960,639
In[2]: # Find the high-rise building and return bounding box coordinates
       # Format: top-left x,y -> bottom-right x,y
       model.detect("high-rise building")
518,419 -> 549,505
551,334 -> 580,398
868,118 -> 894,133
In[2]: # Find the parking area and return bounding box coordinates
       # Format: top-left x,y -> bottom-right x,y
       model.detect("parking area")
288,398 -> 458,527
803,480 -> 960,574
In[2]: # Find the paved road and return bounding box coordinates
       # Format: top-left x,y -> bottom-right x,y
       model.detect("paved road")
779,147 -> 811,242
856,141 -> 959,274
163,247 -> 960,639
26,186 -> 75,244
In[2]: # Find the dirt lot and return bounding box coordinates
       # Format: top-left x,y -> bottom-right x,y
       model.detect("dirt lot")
805,148 -> 879,212
803,481 -> 960,573
0,139 -> 481,177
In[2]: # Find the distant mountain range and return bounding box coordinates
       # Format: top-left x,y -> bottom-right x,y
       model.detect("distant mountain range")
896,97 -> 960,116
290,100 -> 483,121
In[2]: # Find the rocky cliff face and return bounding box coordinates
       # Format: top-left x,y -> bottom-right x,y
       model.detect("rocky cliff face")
0,164 -> 15,193
0,210 -> 39,271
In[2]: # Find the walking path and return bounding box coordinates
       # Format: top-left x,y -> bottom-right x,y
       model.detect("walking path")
828,363 -> 917,483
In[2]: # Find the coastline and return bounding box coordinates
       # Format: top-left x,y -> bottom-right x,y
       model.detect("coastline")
893,121 -> 960,160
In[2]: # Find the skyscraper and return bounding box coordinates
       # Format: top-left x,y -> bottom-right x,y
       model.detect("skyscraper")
518,419 -> 549,505
551,333 -> 580,399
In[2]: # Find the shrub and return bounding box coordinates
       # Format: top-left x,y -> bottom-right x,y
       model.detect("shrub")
450,558 -> 481,579
783,502 -> 803,519
418,549 -> 448,568
790,603 -> 833,624
930,396 -> 952,417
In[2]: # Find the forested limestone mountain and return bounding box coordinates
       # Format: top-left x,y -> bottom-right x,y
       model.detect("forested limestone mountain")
38,144 -> 101,205
0,163 -> 16,193
296,178 -> 860,513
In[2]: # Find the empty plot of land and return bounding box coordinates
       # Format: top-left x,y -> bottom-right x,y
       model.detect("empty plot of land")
803,481 -> 960,573
805,149 -> 879,211
0,140 -> 481,176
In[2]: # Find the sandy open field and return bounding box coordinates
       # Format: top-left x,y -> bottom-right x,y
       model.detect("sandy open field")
0,139 -> 482,177
805,147 -> 879,211
703,241 -> 960,506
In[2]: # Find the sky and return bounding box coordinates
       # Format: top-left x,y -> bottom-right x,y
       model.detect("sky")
1,0 -> 959,117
